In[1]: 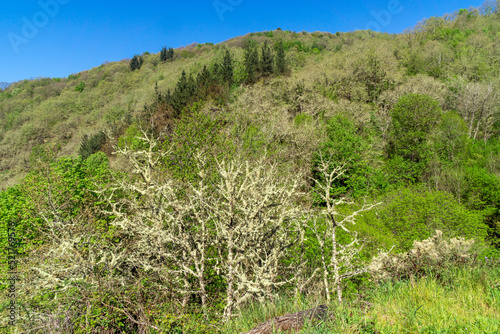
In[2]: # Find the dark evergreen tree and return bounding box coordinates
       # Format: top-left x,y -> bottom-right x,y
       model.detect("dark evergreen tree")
130,55 -> 139,71
260,41 -> 274,76
160,46 -> 167,62
130,54 -> 144,71
170,70 -> 197,115
244,40 -> 259,84
221,49 -> 234,85
197,65 -> 211,88
168,47 -> 174,60
212,62 -> 221,80
79,131 -> 106,159
274,40 -> 287,74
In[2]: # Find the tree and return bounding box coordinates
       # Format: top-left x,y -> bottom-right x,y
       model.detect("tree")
74,81 -> 85,92
260,41 -> 274,76
99,131 -> 214,315
98,131 -> 304,321
204,156 -> 303,320
244,40 -> 259,83
221,49 -> 234,85
170,70 -> 197,114
160,46 -> 167,62
274,40 -> 286,75
388,93 -> 442,162
309,152 -> 380,302
161,46 -> 174,62
130,54 -> 144,71
79,131 -> 106,159
449,79 -> 498,142
312,115 -> 370,198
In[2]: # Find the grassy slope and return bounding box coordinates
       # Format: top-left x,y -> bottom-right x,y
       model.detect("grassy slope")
224,264 -> 500,333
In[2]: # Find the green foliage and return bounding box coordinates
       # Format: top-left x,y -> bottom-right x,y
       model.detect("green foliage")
221,49 -> 234,85
388,94 -> 442,163
293,113 -> 313,127
243,40 -> 259,84
161,108 -> 234,183
311,40 -> 324,52
160,46 -> 175,62
260,41 -> 274,76
130,54 -> 144,71
282,40 -> 308,52
0,186 -> 38,272
312,115 -> 371,199
375,186 -> 488,251
74,81 -> 85,92
274,40 -> 287,74
117,124 -> 150,151
461,166 -> 500,246
431,111 -> 469,163
79,131 -> 106,160
0,149 -> 111,275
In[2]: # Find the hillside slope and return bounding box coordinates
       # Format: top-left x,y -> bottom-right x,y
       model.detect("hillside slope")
1,6 -> 499,189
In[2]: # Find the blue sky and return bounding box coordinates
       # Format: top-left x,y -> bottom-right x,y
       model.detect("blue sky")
1,0 -> 486,83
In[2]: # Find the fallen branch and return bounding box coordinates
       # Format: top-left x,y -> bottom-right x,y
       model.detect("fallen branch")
241,305 -> 329,334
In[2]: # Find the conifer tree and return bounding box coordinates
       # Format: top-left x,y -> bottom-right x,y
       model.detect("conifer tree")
197,65 -> 211,88
160,46 -> 167,62
274,40 -> 287,75
170,70 -> 197,114
130,55 -> 139,71
221,49 -> 234,85
244,40 -> 259,84
260,41 -> 274,76
168,47 -> 174,60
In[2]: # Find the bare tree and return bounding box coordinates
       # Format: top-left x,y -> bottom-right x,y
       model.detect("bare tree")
96,130 -> 214,316
98,131 -> 307,321
204,157 -> 304,320
451,79 -> 498,142
309,152 -> 380,302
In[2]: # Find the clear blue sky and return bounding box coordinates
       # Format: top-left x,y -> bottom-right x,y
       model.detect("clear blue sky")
1,0 -> 486,83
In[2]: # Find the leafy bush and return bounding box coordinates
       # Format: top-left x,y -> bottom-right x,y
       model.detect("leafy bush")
374,186 -> 488,251
74,81 -> 85,92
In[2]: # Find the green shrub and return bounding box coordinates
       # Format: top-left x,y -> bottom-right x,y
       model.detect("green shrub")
375,186 -> 488,251
75,81 -> 85,92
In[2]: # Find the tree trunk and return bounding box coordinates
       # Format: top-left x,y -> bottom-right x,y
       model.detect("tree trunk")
224,244 -> 235,321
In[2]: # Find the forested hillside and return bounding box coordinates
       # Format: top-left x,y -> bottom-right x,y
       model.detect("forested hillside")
1,3 -> 500,333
